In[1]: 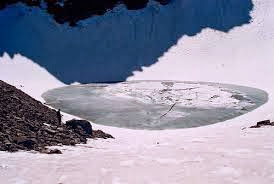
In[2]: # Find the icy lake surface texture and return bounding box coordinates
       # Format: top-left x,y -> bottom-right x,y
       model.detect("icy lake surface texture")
42,81 -> 268,130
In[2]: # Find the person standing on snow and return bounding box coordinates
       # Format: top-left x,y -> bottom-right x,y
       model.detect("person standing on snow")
57,109 -> 62,125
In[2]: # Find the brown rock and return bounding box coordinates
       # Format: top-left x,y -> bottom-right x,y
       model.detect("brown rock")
47,149 -> 62,154
93,130 -> 114,139
66,119 -> 93,136
250,120 -> 272,128
0,80 -> 113,154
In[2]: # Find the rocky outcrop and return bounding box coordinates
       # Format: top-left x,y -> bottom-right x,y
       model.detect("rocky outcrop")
250,120 -> 274,128
65,119 -> 114,139
93,130 -> 114,139
0,80 -> 113,154
66,119 -> 93,136
0,0 -> 171,26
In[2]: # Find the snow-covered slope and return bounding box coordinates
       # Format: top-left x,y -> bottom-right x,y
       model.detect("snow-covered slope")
0,53 -> 64,101
0,0 -> 274,183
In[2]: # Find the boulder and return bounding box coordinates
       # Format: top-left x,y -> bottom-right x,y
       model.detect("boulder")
66,119 -> 93,136
47,149 -> 62,154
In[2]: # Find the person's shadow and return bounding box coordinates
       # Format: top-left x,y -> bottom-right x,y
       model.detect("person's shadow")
0,0 -> 253,84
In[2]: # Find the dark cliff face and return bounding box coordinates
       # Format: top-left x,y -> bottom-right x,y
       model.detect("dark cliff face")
0,0 -> 253,84
0,0 -> 171,25
0,0 -> 40,9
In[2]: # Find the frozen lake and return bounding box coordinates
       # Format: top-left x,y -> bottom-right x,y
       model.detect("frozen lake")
42,81 -> 268,130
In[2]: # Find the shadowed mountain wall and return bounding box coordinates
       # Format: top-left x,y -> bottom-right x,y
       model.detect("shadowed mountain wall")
0,0 -> 253,84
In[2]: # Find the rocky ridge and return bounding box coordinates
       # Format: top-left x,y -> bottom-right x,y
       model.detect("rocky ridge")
0,0 -> 170,26
250,120 -> 274,128
0,80 -> 113,154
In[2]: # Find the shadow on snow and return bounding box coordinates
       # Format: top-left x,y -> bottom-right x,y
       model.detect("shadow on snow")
0,0 -> 253,84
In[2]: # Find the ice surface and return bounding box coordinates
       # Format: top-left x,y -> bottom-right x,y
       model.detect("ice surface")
42,81 -> 267,130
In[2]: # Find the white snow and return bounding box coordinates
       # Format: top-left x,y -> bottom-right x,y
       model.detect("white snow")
120,160 -> 135,167
0,0 -> 274,183
0,53 -> 64,102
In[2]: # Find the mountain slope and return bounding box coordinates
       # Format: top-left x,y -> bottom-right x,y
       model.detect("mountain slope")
0,0 -> 253,83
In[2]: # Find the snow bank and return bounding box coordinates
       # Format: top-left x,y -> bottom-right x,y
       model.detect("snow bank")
0,53 -> 64,101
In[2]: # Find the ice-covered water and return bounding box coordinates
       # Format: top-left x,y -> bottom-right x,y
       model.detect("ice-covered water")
42,81 -> 268,130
